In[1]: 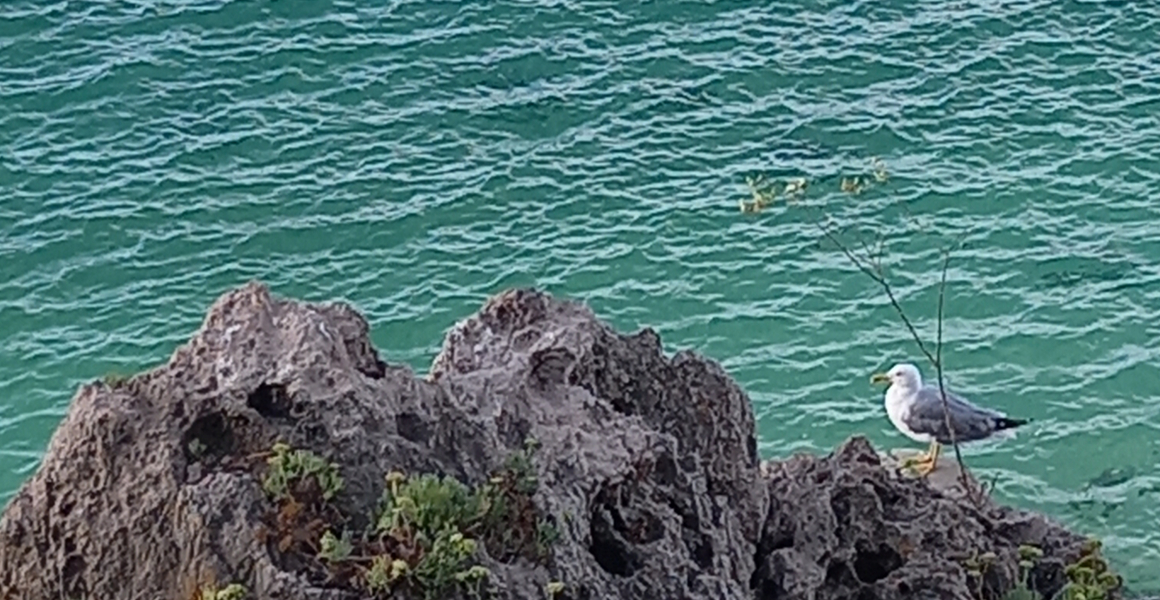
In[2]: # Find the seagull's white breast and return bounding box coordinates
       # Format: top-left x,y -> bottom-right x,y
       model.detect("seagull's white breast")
884,385 -> 933,443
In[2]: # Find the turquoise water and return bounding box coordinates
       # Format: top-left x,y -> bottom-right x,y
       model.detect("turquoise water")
3,0 -> 1160,588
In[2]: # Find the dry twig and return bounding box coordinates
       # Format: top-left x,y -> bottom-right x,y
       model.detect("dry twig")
760,170 -> 984,504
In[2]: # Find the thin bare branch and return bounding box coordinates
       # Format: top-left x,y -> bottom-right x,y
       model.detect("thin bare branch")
803,197 -> 986,505
856,233 -> 880,272
812,216 -> 877,282
933,248 -> 975,501
877,274 -> 938,366
815,218 -> 940,365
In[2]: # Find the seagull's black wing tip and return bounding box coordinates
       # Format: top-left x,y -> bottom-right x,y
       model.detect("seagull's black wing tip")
995,417 -> 1032,431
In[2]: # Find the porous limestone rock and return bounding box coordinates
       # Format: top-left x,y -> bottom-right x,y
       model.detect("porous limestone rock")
754,441 -> 1098,600
0,282 -> 1116,600
0,283 -> 766,600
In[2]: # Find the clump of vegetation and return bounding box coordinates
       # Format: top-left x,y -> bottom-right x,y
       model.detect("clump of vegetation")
996,544 -> 1044,600
739,174 -> 808,213
738,155 -> 887,214
188,437 -> 207,459
964,548 -> 999,599
101,371 -> 131,388
979,539 -> 1122,600
194,582 -> 247,600
322,437 -> 556,599
258,443 -> 347,561
318,529 -> 353,562
258,438 -> 559,600
262,442 -> 344,502
1056,538 -> 1121,600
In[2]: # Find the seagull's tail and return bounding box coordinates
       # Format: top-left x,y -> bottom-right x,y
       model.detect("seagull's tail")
990,416 -> 1032,440
995,417 -> 1031,430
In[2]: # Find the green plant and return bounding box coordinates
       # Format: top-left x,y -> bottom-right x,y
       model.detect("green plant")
455,565 -> 490,598
377,471 -> 482,536
319,529 -> 353,562
363,556 -> 412,593
1054,539 -> 1121,600
188,438 -> 206,459
262,442 -> 344,501
197,582 -> 247,600
390,558 -> 410,582
964,549 -> 998,599
408,531 -> 486,599
102,371 -> 130,387
372,473 -> 491,599
503,437 -> 540,494
999,544 -> 1044,600
535,520 -> 560,555
365,556 -> 393,593
1003,584 -> 1042,600
314,437 -> 556,599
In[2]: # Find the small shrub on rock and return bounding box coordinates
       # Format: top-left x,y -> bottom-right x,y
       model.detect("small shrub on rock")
1057,539 -> 1122,600
257,438 -> 557,600
262,442 -> 344,502
194,582 -> 247,600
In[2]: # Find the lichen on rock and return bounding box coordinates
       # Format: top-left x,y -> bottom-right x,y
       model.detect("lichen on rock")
0,282 -> 1120,600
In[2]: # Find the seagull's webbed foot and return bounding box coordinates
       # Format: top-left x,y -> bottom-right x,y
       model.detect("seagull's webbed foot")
901,453 -> 929,469
902,441 -> 941,477
911,456 -> 938,477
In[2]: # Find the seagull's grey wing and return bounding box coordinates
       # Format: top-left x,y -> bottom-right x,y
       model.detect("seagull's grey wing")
903,385 -> 1005,444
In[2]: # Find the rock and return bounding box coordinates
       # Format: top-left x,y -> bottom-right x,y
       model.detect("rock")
754,440 -> 1105,600
0,282 -> 1122,600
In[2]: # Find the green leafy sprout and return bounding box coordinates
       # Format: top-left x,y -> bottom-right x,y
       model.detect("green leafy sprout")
197,582 -> 247,600
262,442 -> 344,501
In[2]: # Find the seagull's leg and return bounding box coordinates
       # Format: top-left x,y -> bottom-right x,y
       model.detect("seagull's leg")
902,441 -> 933,469
919,440 -> 938,463
913,441 -> 942,476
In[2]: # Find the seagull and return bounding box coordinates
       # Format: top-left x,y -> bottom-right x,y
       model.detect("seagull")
869,362 -> 1031,476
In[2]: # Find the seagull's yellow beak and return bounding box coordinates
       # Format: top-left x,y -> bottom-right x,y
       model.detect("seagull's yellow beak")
869,372 -> 891,386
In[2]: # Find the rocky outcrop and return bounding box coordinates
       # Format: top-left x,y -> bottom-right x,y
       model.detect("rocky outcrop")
755,441 -> 1103,600
0,283 -> 1118,600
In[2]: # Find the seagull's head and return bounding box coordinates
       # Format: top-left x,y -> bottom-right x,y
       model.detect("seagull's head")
870,363 -> 922,391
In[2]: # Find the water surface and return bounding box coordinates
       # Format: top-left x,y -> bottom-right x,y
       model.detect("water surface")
2,0 -> 1159,588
